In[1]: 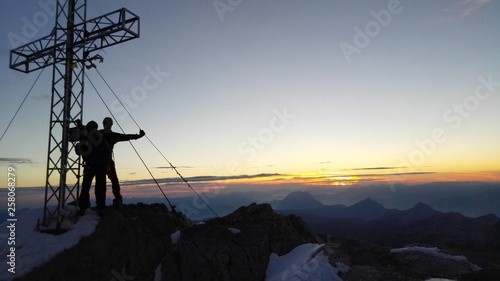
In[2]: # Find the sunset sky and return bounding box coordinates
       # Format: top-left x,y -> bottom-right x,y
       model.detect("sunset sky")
0,0 -> 499,194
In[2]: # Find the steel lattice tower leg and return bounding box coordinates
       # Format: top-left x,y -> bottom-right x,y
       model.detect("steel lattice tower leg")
43,0 -> 86,230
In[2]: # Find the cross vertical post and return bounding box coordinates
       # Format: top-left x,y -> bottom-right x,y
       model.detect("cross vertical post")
9,0 -> 140,230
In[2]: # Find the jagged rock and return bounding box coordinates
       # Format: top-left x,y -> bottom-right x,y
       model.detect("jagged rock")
14,203 -> 182,281
161,203 -> 316,281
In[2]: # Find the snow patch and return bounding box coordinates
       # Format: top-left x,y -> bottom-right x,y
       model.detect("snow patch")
0,207 -> 99,279
154,262 -> 162,281
391,246 -> 481,271
170,230 -> 181,244
227,227 -> 241,234
266,243 -> 349,281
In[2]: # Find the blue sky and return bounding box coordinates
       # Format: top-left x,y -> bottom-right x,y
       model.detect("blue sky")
1,0 -> 499,189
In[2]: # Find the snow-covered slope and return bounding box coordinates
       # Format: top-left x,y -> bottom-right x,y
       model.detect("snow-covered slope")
0,207 -> 99,280
266,243 -> 349,281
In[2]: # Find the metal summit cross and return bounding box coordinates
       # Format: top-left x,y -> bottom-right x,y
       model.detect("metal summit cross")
9,0 -> 139,230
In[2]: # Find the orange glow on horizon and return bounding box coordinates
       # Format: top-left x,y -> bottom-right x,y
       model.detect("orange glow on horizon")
112,170 -> 500,200
7,170 -> 500,208
209,170 -> 500,187
9,170 -> 500,192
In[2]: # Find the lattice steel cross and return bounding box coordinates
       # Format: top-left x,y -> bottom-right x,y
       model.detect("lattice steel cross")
9,0 -> 140,230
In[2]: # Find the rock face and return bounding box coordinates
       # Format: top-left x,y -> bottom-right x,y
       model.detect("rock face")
162,203 -> 316,281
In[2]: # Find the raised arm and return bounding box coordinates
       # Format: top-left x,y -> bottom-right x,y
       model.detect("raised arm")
111,129 -> 145,143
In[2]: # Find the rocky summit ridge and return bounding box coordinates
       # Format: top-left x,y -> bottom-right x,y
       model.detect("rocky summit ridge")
14,203 -> 492,281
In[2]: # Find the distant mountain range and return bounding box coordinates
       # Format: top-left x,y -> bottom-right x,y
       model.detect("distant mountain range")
6,181 -> 500,221
275,190 -> 500,269
312,182 -> 500,218
276,191 -> 443,223
159,182 -> 500,221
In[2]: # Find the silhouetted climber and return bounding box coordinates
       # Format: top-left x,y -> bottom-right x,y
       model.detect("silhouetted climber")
76,120 -> 111,217
101,117 -> 145,209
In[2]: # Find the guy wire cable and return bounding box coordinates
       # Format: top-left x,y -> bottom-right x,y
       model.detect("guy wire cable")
0,66 -> 47,143
92,68 -> 220,218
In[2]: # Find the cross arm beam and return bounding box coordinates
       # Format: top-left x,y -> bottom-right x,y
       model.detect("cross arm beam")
9,31 -> 64,73
82,8 -> 140,54
9,7 -> 140,73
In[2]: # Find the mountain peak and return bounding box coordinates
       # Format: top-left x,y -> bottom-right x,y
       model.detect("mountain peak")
345,197 -> 387,220
409,202 -> 439,213
350,197 -> 384,209
277,191 -> 323,210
